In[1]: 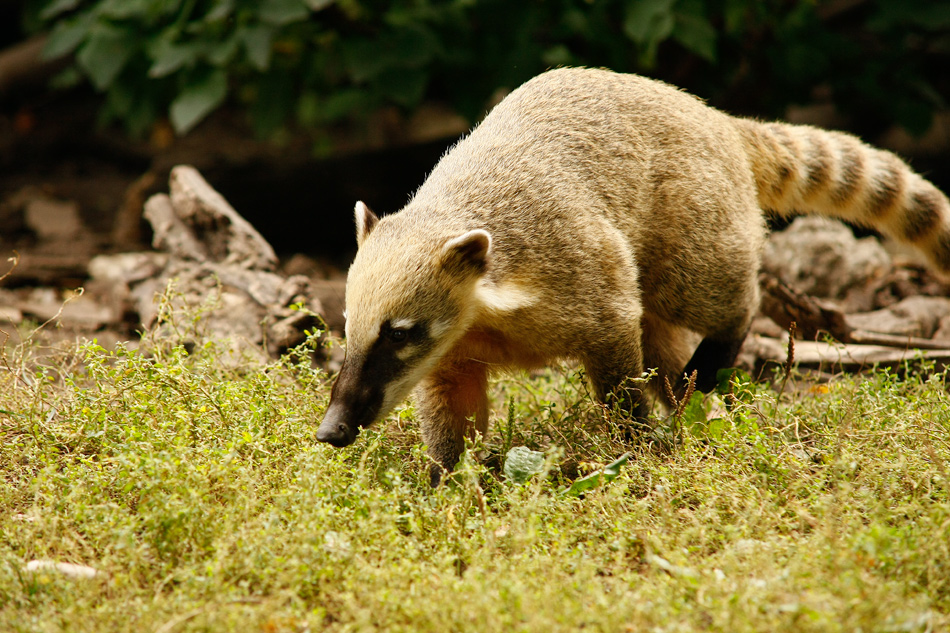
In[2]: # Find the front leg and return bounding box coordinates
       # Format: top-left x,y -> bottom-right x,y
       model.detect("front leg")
414,360 -> 490,486
581,330 -> 651,426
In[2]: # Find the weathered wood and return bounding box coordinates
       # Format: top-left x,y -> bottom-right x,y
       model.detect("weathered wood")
119,166 -> 326,359
747,335 -> 950,372
0,35 -> 65,96
759,272 -> 950,351
759,272 -> 852,340
168,165 -> 278,271
2,252 -> 92,285
846,329 -> 950,351
143,193 -> 209,262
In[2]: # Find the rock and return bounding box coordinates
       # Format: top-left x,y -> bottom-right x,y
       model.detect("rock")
88,252 -> 168,285
25,560 -> 102,579
59,292 -> 115,328
282,253 -> 323,278
14,288 -> 114,328
1,188 -> 98,285
934,315 -> 950,342
311,279 -> 346,331
24,197 -> 82,240
763,217 -> 892,304
0,304 -> 22,324
749,316 -> 788,339
845,296 -> 950,338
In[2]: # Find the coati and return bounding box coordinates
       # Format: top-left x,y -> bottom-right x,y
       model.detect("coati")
316,67 -> 950,484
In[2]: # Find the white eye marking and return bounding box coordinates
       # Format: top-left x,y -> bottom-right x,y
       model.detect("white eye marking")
391,317 -> 415,330
394,346 -> 415,361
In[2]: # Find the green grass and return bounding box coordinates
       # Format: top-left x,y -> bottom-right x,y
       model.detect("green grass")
1,308 -> 949,632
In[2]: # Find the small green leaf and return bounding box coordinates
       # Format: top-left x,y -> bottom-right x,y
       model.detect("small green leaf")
39,0 -> 81,20
680,390 -> 707,429
104,78 -> 135,117
706,417 -> 726,440
250,68 -> 293,135
715,368 -> 751,395
43,12 -> 95,60
673,12 -> 717,62
118,87 -> 158,138
148,39 -> 204,78
377,67 -> 427,108
98,0 -> 157,20
622,0 -> 675,67
342,38 -> 388,82
76,25 -> 138,90
319,89 -> 368,122
563,453 -> 630,496
565,472 -> 602,496
258,0 -> 309,25
206,33 -> 240,67
503,447 -> 545,484
542,44 -> 572,67
388,25 -> 439,68
622,0 -> 676,44
295,91 -> 319,126
204,0 -> 234,22
242,25 -> 274,71
601,453 -> 630,482
169,68 -> 227,134
49,66 -> 83,90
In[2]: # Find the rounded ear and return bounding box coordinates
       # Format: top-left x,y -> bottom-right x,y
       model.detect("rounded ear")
441,229 -> 491,271
355,201 -> 379,248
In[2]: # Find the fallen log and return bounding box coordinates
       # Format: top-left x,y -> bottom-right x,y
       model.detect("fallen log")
747,335 -> 950,373
759,272 -> 950,350
0,35 -> 65,96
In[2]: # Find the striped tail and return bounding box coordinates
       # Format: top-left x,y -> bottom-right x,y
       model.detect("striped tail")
736,118 -> 950,277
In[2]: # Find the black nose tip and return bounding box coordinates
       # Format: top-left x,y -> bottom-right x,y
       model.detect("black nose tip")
316,422 -> 355,447
316,405 -> 358,447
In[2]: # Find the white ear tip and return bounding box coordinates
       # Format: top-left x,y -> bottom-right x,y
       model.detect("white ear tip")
355,201 -> 367,213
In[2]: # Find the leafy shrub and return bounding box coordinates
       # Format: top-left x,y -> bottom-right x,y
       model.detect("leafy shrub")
19,1 -> 950,143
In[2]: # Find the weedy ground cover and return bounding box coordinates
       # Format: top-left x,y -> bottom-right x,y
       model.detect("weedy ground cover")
1,302 -> 949,632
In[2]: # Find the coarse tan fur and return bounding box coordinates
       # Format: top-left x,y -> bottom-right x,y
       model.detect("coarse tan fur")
317,67 -> 950,484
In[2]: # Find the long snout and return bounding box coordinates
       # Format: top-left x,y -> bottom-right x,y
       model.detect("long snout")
316,352 -> 388,448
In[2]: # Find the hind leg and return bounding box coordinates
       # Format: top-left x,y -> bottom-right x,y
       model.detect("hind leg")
679,297 -> 756,394
680,334 -> 748,393
639,313 -> 702,406
580,321 -> 651,423
414,359 -> 490,486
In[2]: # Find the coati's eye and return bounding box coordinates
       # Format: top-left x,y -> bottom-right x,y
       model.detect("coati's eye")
387,328 -> 409,344
381,319 -> 415,347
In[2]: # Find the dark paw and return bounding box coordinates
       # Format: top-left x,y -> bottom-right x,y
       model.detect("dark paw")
429,463 -> 446,488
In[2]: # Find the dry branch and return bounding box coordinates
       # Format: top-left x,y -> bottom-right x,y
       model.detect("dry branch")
0,36 -> 59,96
759,272 -> 950,351
747,336 -> 950,372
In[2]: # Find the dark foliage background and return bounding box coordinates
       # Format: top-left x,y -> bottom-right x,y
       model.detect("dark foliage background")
10,0 -> 950,141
